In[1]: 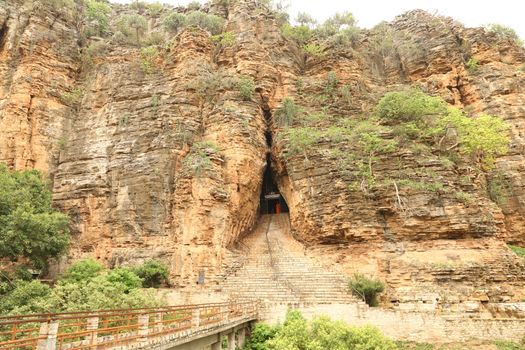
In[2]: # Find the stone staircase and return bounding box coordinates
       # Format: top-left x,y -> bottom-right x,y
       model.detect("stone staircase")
215,214 -> 358,305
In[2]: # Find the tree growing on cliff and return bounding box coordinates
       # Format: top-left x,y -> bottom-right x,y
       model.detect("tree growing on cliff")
163,12 -> 187,33
85,0 -> 112,37
0,164 -> 70,269
348,273 -> 385,306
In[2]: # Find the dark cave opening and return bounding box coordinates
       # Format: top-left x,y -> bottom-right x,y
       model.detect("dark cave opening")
260,153 -> 289,215
0,22 -> 8,53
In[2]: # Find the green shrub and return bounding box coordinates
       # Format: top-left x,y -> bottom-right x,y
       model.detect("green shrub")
325,71 -> 339,95
61,259 -> 104,283
466,57 -> 479,73
302,43 -> 324,57
106,268 -> 143,292
348,273 -> 385,306
146,2 -> 163,16
441,109 -> 509,168
376,89 -> 447,123
284,127 -> 322,157
243,323 -> 280,350
487,172 -> 511,205
60,88 -> 84,107
397,179 -> 444,193
0,280 -> 52,315
210,31 -> 235,47
140,46 -> 158,74
163,12 -> 187,33
85,0 -> 111,37
132,260 -> 169,288
236,75 -> 255,101
265,310 -> 396,350
485,24 -> 523,45
187,1 -> 201,11
508,245 -> 525,260
275,98 -> 299,127
0,164 -> 70,268
183,141 -> 220,177
281,24 -> 313,45
122,14 -> 147,43
186,11 -> 225,35
493,339 -> 525,350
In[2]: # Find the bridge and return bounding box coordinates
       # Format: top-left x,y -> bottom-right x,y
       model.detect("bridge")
0,301 -> 258,350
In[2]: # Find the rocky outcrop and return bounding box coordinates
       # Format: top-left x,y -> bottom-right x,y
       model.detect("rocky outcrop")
0,0 -> 524,305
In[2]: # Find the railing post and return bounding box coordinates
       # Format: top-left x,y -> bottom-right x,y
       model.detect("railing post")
137,314 -> 149,344
155,312 -> 163,333
86,316 -> 99,347
237,328 -> 246,348
37,320 -> 58,350
192,308 -> 200,328
227,332 -> 235,350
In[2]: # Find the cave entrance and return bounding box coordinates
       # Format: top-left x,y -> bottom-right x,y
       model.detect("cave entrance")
260,154 -> 289,215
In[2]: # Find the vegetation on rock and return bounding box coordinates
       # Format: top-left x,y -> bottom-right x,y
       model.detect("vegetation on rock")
348,273 -> 385,306
0,164 -> 69,269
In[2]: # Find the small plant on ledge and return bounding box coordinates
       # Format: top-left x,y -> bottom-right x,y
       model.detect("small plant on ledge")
348,273 -> 385,306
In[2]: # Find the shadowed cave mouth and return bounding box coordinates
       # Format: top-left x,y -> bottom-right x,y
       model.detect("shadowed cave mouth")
0,22 -> 8,52
260,153 -> 289,214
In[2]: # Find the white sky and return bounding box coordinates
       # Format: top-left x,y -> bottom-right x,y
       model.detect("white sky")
112,0 -> 525,40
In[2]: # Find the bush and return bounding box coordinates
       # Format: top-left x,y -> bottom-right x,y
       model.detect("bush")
485,24 -> 523,45
441,110 -> 509,168
281,24 -> 313,45
275,98 -> 299,127
186,11 -> 225,35
163,12 -> 187,33
122,14 -> 147,43
61,259 -> 104,283
466,57 -> 479,73
60,88 -> 84,107
263,310 -> 397,350
302,43 -> 324,57
210,31 -> 235,47
0,164 -> 70,268
183,141 -> 220,177
376,89 -> 447,123
132,260 -> 169,288
487,171 -> 511,205
348,273 -> 385,306
0,280 -> 51,315
236,75 -> 255,101
509,245 -> 525,260
146,2 -> 163,16
106,268 -> 143,292
284,127 -> 322,157
243,323 -> 280,350
140,46 -> 158,74
85,0 -> 111,37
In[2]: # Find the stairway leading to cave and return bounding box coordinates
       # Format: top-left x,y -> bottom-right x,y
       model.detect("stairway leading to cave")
215,214 -> 359,305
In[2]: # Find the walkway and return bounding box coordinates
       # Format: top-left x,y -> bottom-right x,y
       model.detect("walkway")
0,301 -> 258,350
217,214 -> 358,304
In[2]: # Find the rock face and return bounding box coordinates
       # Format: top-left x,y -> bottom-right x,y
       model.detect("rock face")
0,0 -> 524,306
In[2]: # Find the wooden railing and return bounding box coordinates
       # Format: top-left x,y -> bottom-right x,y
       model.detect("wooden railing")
0,301 -> 259,350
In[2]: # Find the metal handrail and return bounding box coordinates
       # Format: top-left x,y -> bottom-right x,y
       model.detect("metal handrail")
0,301 -> 259,350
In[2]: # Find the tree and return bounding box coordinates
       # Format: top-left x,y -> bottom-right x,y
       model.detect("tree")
0,164 -> 69,268
296,12 -> 316,27
61,259 -> 103,283
186,11 -> 225,35
485,24 -> 523,45
85,0 -> 111,37
163,12 -> 187,33
132,260 -> 170,287
125,14 -> 147,43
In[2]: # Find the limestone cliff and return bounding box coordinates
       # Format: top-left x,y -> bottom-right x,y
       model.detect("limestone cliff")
0,0 -> 524,307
